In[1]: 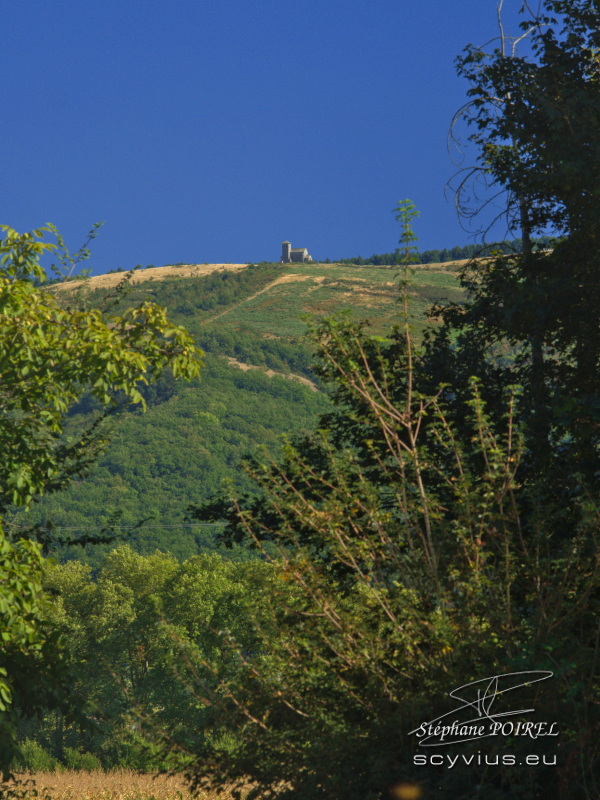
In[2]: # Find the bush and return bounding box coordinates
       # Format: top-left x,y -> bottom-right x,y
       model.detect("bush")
63,747 -> 102,772
12,739 -> 59,773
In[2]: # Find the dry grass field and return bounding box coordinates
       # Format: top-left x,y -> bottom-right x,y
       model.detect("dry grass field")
51,263 -> 249,293
1,772 -> 423,800
2,771 -> 242,800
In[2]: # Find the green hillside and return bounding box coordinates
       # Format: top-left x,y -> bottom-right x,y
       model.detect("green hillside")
76,259 -> 465,336
12,261 -> 462,566
175,261 -> 463,338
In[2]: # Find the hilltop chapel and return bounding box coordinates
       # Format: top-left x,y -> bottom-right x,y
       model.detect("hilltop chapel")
281,241 -> 313,263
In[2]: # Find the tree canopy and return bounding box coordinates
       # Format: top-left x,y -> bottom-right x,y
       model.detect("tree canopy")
0,226 -> 202,775
437,0 -> 600,474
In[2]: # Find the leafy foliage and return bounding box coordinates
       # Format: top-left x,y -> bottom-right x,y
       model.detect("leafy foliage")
433,0 -> 600,477
14,355 -> 328,568
14,547 -> 277,773
189,312 -> 598,799
0,534 -> 70,776
0,227 -> 202,516
185,178 -> 599,798
0,226 -> 202,776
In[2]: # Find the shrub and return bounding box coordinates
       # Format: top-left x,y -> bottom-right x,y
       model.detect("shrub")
12,739 -> 58,773
63,748 -> 102,772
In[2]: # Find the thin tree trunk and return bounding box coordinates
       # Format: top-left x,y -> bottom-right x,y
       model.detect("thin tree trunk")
519,195 -> 549,461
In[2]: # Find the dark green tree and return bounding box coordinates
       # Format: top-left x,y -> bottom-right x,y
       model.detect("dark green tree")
432,0 -> 600,479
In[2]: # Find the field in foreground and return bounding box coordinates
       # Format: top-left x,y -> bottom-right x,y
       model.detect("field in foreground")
4,771 -> 241,800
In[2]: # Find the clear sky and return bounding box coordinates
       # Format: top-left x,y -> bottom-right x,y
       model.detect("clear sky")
3,1 -> 524,273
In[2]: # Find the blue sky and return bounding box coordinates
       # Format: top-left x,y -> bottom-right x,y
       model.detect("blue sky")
3,1 -> 524,273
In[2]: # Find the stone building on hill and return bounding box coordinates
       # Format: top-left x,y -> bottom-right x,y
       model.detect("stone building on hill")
281,241 -> 313,263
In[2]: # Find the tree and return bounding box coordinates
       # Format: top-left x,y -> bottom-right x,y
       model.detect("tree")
188,206 -> 599,799
435,0 -> 600,477
0,226 -> 202,519
24,547 -> 277,772
156,7 -> 600,796
0,535 -> 70,777
0,225 -> 203,775
191,319 -> 598,800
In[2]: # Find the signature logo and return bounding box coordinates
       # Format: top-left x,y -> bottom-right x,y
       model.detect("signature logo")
409,671 -> 559,746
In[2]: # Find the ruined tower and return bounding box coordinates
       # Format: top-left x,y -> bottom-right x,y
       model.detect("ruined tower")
281,241 -> 312,263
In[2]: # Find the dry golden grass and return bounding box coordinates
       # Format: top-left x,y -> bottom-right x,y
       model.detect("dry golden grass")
3,771 -> 240,800
51,263 -> 249,293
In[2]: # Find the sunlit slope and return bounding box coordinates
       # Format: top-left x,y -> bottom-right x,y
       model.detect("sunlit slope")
191,264 -> 461,338
64,260 -> 464,339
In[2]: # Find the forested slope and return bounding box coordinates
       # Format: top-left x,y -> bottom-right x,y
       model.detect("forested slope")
12,260 -> 462,565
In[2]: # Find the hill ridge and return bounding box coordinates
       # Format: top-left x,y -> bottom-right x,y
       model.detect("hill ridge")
53,259 -> 469,294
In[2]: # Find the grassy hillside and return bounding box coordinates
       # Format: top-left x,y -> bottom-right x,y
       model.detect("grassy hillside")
76,259 -> 465,336
13,261 -> 463,566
